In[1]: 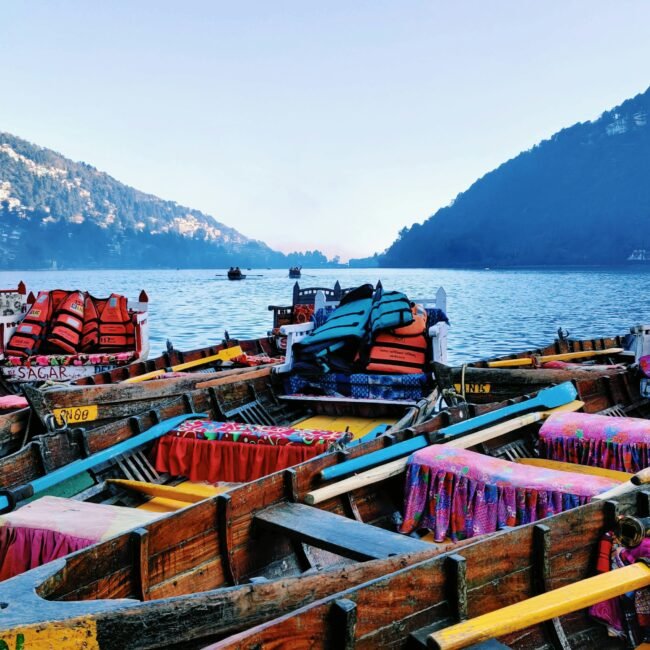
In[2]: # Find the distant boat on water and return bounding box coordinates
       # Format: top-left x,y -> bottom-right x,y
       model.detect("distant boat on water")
227,267 -> 246,280
289,266 -> 302,278
627,249 -> 650,262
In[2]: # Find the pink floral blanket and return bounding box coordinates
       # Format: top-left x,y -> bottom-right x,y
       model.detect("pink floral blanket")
400,444 -> 617,542
539,412 -> 650,473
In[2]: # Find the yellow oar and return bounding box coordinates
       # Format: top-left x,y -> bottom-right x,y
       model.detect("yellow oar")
487,347 -> 623,368
124,346 -> 243,383
428,562 -> 650,650
107,479 -> 227,502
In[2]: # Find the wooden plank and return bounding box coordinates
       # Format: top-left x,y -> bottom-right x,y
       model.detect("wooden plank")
254,502 -> 430,561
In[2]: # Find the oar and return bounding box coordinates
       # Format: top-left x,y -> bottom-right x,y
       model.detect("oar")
319,382 -> 578,482
305,400 -> 583,505
428,562 -> 650,650
106,479 -> 221,503
124,346 -> 243,383
487,347 -> 623,368
593,467 -> 650,501
0,412 -> 204,514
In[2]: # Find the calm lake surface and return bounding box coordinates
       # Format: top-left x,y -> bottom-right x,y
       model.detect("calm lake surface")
1,268 -> 648,364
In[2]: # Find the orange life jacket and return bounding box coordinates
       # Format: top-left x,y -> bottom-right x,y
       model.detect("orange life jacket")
365,306 -> 428,374
5,291 -> 53,358
47,291 -> 85,354
98,294 -> 135,350
80,294 -> 100,352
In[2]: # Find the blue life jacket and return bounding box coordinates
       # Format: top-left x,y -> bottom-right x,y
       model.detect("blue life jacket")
293,284 -> 374,373
369,290 -> 413,336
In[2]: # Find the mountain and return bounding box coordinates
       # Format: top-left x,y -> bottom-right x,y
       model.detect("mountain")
0,132 -> 310,269
380,87 -> 650,268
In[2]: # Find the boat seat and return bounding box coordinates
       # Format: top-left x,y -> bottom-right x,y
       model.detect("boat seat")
400,444 -> 619,542
539,411 -> 650,473
254,502 -> 431,561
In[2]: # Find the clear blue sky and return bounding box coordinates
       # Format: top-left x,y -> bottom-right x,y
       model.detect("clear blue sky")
2,1 -> 650,260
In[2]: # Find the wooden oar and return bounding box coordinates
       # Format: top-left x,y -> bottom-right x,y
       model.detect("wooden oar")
196,365 -> 273,388
428,562 -> 650,650
304,400 -> 584,505
107,479 -> 224,503
593,466 -> 650,501
124,346 -> 243,383
487,347 -> 623,368
319,382 -> 578,483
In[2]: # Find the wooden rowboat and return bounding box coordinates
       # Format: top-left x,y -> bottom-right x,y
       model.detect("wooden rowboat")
0,376 -> 646,648
436,335 -> 633,405
207,485 -> 649,650
0,335 -> 284,459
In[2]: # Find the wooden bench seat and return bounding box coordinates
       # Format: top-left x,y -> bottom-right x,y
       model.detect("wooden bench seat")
254,502 -> 431,561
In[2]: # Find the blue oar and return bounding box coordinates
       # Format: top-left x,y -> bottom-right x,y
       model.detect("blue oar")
321,382 -> 577,482
0,412 -> 205,514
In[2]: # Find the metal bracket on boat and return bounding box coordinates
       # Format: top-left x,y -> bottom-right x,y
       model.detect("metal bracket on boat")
43,412 -> 69,434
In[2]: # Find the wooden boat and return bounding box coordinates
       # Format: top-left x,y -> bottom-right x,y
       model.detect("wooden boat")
208,485 -> 650,650
289,266 -> 301,279
0,375 -> 646,648
0,335 -> 283,461
0,283 -> 150,385
0,284 -> 151,459
435,335 -> 634,406
23,336 -> 284,434
227,267 -> 246,280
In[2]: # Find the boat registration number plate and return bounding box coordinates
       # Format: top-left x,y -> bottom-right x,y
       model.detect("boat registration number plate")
52,405 -> 98,426
453,382 -> 491,395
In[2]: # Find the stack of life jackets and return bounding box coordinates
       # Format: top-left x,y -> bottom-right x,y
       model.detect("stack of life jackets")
5,290 -> 135,359
293,285 -> 429,375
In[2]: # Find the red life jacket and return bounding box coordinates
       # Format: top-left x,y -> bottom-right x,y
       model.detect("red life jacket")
47,291 -> 85,354
365,305 -> 428,374
98,294 -> 135,350
80,294 -> 100,352
5,291 -> 53,358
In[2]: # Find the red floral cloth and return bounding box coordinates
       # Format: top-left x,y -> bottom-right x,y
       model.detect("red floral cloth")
153,437 -> 321,482
153,419 -> 351,482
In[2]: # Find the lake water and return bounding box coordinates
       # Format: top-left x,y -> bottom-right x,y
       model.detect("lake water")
1,267 -> 649,364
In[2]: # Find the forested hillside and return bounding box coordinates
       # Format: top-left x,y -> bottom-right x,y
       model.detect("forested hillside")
380,87 -> 650,267
0,132 -> 333,269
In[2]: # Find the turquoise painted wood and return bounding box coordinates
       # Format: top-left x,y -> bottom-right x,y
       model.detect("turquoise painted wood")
0,412 -> 205,513
321,382 -> 577,482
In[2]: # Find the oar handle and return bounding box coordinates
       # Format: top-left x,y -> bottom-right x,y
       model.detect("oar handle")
594,466 -> 650,501
632,468 -> 650,485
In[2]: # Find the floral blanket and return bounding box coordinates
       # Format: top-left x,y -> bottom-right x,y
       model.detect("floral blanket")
2,351 -> 136,367
168,419 -> 352,446
539,412 -> 650,473
400,444 -> 617,542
